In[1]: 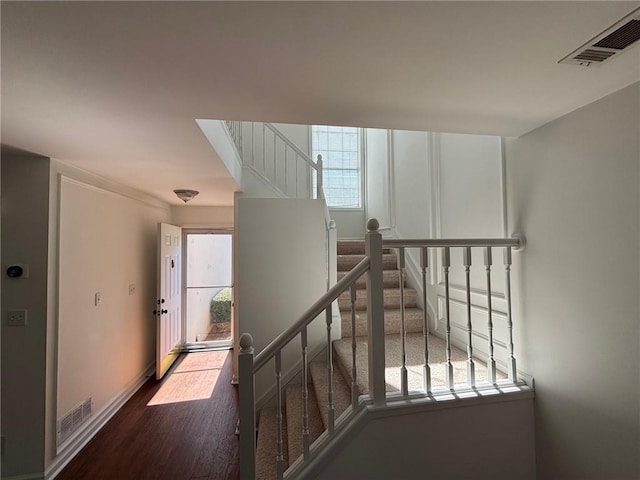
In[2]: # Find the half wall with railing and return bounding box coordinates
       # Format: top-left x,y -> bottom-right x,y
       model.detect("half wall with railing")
238,218 -> 530,480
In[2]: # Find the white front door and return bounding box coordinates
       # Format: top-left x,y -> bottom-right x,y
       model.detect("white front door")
156,223 -> 182,379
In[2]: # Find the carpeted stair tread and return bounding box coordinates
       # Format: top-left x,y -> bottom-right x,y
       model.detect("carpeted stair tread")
338,287 -> 417,311
256,406 -> 289,480
337,253 -> 398,271
333,332 -> 506,395
341,308 -> 425,337
285,384 -> 324,466
309,360 -> 352,430
337,269 -> 404,289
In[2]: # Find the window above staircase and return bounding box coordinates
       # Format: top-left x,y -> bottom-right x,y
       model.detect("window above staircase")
311,126 -> 363,209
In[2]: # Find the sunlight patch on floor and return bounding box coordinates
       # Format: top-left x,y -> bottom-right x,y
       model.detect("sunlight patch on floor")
147,350 -> 228,406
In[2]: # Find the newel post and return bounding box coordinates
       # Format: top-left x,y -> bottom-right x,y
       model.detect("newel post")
239,333 -> 256,480
365,218 -> 386,406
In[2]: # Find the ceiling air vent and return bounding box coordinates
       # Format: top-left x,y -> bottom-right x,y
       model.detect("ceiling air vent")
559,7 -> 640,67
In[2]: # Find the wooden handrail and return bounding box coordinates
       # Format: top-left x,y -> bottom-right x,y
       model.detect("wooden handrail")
382,237 -> 523,248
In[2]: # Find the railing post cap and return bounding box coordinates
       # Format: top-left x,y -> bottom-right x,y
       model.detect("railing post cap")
239,333 -> 254,350
367,218 -> 380,232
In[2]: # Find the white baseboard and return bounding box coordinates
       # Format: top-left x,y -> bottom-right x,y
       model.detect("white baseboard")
44,363 -> 155,480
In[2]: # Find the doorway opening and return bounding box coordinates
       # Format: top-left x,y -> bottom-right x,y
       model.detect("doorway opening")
183,230 -> 233,351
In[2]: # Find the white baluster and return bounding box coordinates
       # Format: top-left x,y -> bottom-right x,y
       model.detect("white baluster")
326,303 -> 335,433
484,247 -> 497,384
275,351 -> 284,479
316,155 -> 323,200
284,146 -> 289,194
251,122 -> 255,168
238,334 -> 255,480
463,247 -> 476,387
420,248 -> 432,394
504,247 -> 517,382
443,247 -> 454,389
295,155 -> 299,198
301,327 -> 310,459
398,248 -> 408,396
365,219 -> 386,406
350,284 -> 358,408
273,134 -> 277,184
262,123 -> 266,175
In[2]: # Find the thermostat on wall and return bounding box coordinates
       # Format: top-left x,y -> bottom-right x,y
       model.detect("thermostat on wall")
5,264 -> 29,279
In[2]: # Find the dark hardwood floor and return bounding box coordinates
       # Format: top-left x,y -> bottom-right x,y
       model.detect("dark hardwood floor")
57,350 -> 240,480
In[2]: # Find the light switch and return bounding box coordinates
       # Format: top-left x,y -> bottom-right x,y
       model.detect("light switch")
95,293 -> 101,306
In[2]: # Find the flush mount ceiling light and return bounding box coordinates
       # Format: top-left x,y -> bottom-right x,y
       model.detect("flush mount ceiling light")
173,189 -> 199,203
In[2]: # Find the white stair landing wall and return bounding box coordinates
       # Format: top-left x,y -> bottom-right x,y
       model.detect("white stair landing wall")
236,197 -> 329,402
301,390 -> 535,480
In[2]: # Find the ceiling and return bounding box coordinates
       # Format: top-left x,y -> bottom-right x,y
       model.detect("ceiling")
2,1 -> 639,206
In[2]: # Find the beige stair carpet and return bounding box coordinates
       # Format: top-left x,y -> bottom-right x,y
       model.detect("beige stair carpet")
334,332 -> 506,394
309,359 -> 352,429
341,308 -> 424,337
284,384 -> 323,465
256,407 -> 289,480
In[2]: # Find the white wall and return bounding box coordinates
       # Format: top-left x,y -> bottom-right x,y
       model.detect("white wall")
171,205 -> 234,228
236,198 -> 328,400
505,82 -> 640,479
330,209 -> 366,239
272,123 -> 310,155
365,129 -> 393,232
309,396 -> 535,480
392,130 -> 430,240
56,174 -> 170,427
1,154 -> 51,478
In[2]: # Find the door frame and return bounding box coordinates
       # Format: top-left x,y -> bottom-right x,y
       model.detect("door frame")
181,228 -> 234,351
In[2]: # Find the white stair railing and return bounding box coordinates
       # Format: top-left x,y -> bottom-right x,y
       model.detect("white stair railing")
238,219 -> 526,479
239,257 -> 370,480
223,120 -> 336,286
223,121 -> 323,200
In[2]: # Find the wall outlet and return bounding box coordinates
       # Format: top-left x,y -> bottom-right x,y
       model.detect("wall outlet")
7,309 -> 27,327
129,284 -> 136,295
95,292 -> 101,306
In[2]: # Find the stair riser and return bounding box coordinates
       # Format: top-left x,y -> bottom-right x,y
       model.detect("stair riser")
337,254 -> 398,271
336,242 -> 391,256
340,310 -> 425,337
337,292 -> 417,311
336,242 -> 366,255
337,270 -> 404,289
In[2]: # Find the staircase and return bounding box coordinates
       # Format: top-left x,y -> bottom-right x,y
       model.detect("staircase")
254,239 -> 516,479
226,121 -> 533,479
255,240 -> 427,479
